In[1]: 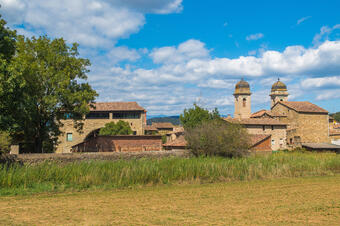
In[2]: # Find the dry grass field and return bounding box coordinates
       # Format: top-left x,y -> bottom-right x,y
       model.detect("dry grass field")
0,175 -> 339,225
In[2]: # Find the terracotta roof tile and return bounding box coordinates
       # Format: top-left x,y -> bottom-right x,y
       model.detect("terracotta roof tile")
224,117 -> 287,126
250,134 -> 271,147
251,109 -> 273,118
145,125 -> 157,131
276,101 -> 328,113
330,129 -> 340,136
152,122 -> 174,129
90,102 -> 145,111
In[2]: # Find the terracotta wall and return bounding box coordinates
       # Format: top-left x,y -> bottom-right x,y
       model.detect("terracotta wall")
251,136 -> 271,152
72,135 -> 162,152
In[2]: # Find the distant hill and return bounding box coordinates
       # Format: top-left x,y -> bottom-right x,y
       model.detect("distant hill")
147,116 -> 180,125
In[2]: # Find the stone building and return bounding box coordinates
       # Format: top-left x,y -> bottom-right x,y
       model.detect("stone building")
151,122 -> 175,135
224,117 -> 287,151
233,79 -> 251,119
229,78 -> 334,150
56,102 -> 146,153
271,101 -> 329,146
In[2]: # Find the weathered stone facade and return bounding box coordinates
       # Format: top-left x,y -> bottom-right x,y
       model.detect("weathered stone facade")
271,102 -> 329,147
56,102 -> 146,153
234,79 -> 251,119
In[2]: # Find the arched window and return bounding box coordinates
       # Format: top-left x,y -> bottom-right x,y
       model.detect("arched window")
243,98 -> 246,107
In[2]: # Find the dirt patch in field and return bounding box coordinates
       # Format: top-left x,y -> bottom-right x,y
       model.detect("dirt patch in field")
0,175 -> 339,225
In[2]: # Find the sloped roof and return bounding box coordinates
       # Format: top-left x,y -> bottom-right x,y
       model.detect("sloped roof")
302,143 -> 340,150
330,129 -> 340,136
274,101 -> 328,114
90,102 -> 145,111
145,125 -> 158,131
250,134 -> 271,147
152,122 -> 174,129
163,136 -> 187,147
251,109 -> 273,118
224,117 -> 287,126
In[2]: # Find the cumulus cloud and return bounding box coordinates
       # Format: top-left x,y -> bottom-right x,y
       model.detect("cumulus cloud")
246,33 -> 264,41
150,39 -> 210,64
302,76 -> 340,89
0,0 -> 182,48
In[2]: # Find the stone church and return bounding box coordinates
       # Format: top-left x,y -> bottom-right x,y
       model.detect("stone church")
226,78 -> 332,150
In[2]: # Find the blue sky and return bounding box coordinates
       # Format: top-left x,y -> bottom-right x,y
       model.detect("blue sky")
1,0 -> 340,116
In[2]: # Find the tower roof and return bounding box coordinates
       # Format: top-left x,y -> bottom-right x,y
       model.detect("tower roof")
271,78 -> 287,91
234,79 -> 251,95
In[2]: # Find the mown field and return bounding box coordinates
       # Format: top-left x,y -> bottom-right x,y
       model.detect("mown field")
0,175 -> 339,225
0,152 -> 340,195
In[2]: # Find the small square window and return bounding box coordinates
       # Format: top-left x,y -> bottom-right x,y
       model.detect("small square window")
66,133 -> 73,142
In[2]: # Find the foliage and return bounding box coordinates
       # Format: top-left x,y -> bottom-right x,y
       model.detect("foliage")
0,35 -> 98,153
0,152 -> 339,195
0,14 -> 16,61
99,121 -> 133,136
161,134 -> 167,144
331,112 -> 340,122
0,131 -> 11,153
147,116 -> 180,126
185,120 -> 250,157
180,104 -> 220,129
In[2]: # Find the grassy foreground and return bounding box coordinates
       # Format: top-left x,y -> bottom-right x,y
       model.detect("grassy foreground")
0,176 -> 339,225
0,152 -> 340,195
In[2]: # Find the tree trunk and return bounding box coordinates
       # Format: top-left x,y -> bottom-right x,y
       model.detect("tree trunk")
34,136 -> 43,153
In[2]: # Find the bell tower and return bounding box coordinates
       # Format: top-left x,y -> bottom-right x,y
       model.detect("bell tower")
234,79 -> 251,119
270,78 -> 289,108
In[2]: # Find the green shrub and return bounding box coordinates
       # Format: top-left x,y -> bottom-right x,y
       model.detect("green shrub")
185,119 -> 250,157
99,121 -> 133,136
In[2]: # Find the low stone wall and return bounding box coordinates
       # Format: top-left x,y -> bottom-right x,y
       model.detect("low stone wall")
16,150 -> 191,165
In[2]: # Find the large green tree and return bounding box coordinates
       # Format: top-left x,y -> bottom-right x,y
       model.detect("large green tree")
99,121 -> 133,136
0,34 -> 98,153
180,104 -> 220,129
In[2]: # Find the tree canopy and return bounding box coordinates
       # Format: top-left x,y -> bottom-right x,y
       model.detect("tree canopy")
180,104 -> 220,129
99,121 -> 133,136
0,31 -> 98,152
331,112 -> 340,122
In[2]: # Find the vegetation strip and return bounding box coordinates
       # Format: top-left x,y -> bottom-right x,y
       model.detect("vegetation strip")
0,152 -> 339,196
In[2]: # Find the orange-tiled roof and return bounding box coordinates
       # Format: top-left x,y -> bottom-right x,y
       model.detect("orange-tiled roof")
152,122 -> 174,129
224,117 -> 287,126
250,134 -> 271,147
90,102 -> 145,111
145,125 -> 158,131
275,101 -> 328,113
251,109 -> 273,118
163,136 -> 187,147
330,129 -> 340,136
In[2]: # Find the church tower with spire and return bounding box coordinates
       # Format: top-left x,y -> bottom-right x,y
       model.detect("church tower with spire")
234,79 -> 251,119
270,78 -> 289,108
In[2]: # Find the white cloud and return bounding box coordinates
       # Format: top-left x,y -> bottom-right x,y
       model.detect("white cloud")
302,76 -> 340,89
313,24 -> 340,46
0,0 -> 182,48
297,16 -> 311,25
150,39 -> 210,64
315,89 -> 340,101
246,33 -> 264,41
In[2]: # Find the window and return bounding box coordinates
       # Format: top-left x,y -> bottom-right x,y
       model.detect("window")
271,139 -> 275,146
112,112 -> 140,119
86,112 -> 109,119
66,133 -> 73,142
243,98 -> 246,107
271,125 -> 274,130
262,125 -> 265,131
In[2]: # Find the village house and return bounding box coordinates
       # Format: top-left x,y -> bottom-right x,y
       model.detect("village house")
225,78 -> 339,151
57,102 -> 147,153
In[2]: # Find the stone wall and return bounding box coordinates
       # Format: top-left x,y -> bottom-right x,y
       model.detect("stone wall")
271,103 -> 329,146
234,95 -> 251,119
245,125 -> 287,150
72,135 -> 162,152
56,112 -> 146,153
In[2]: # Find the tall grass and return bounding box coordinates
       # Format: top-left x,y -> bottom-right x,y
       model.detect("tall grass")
0,152 -> 339,195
